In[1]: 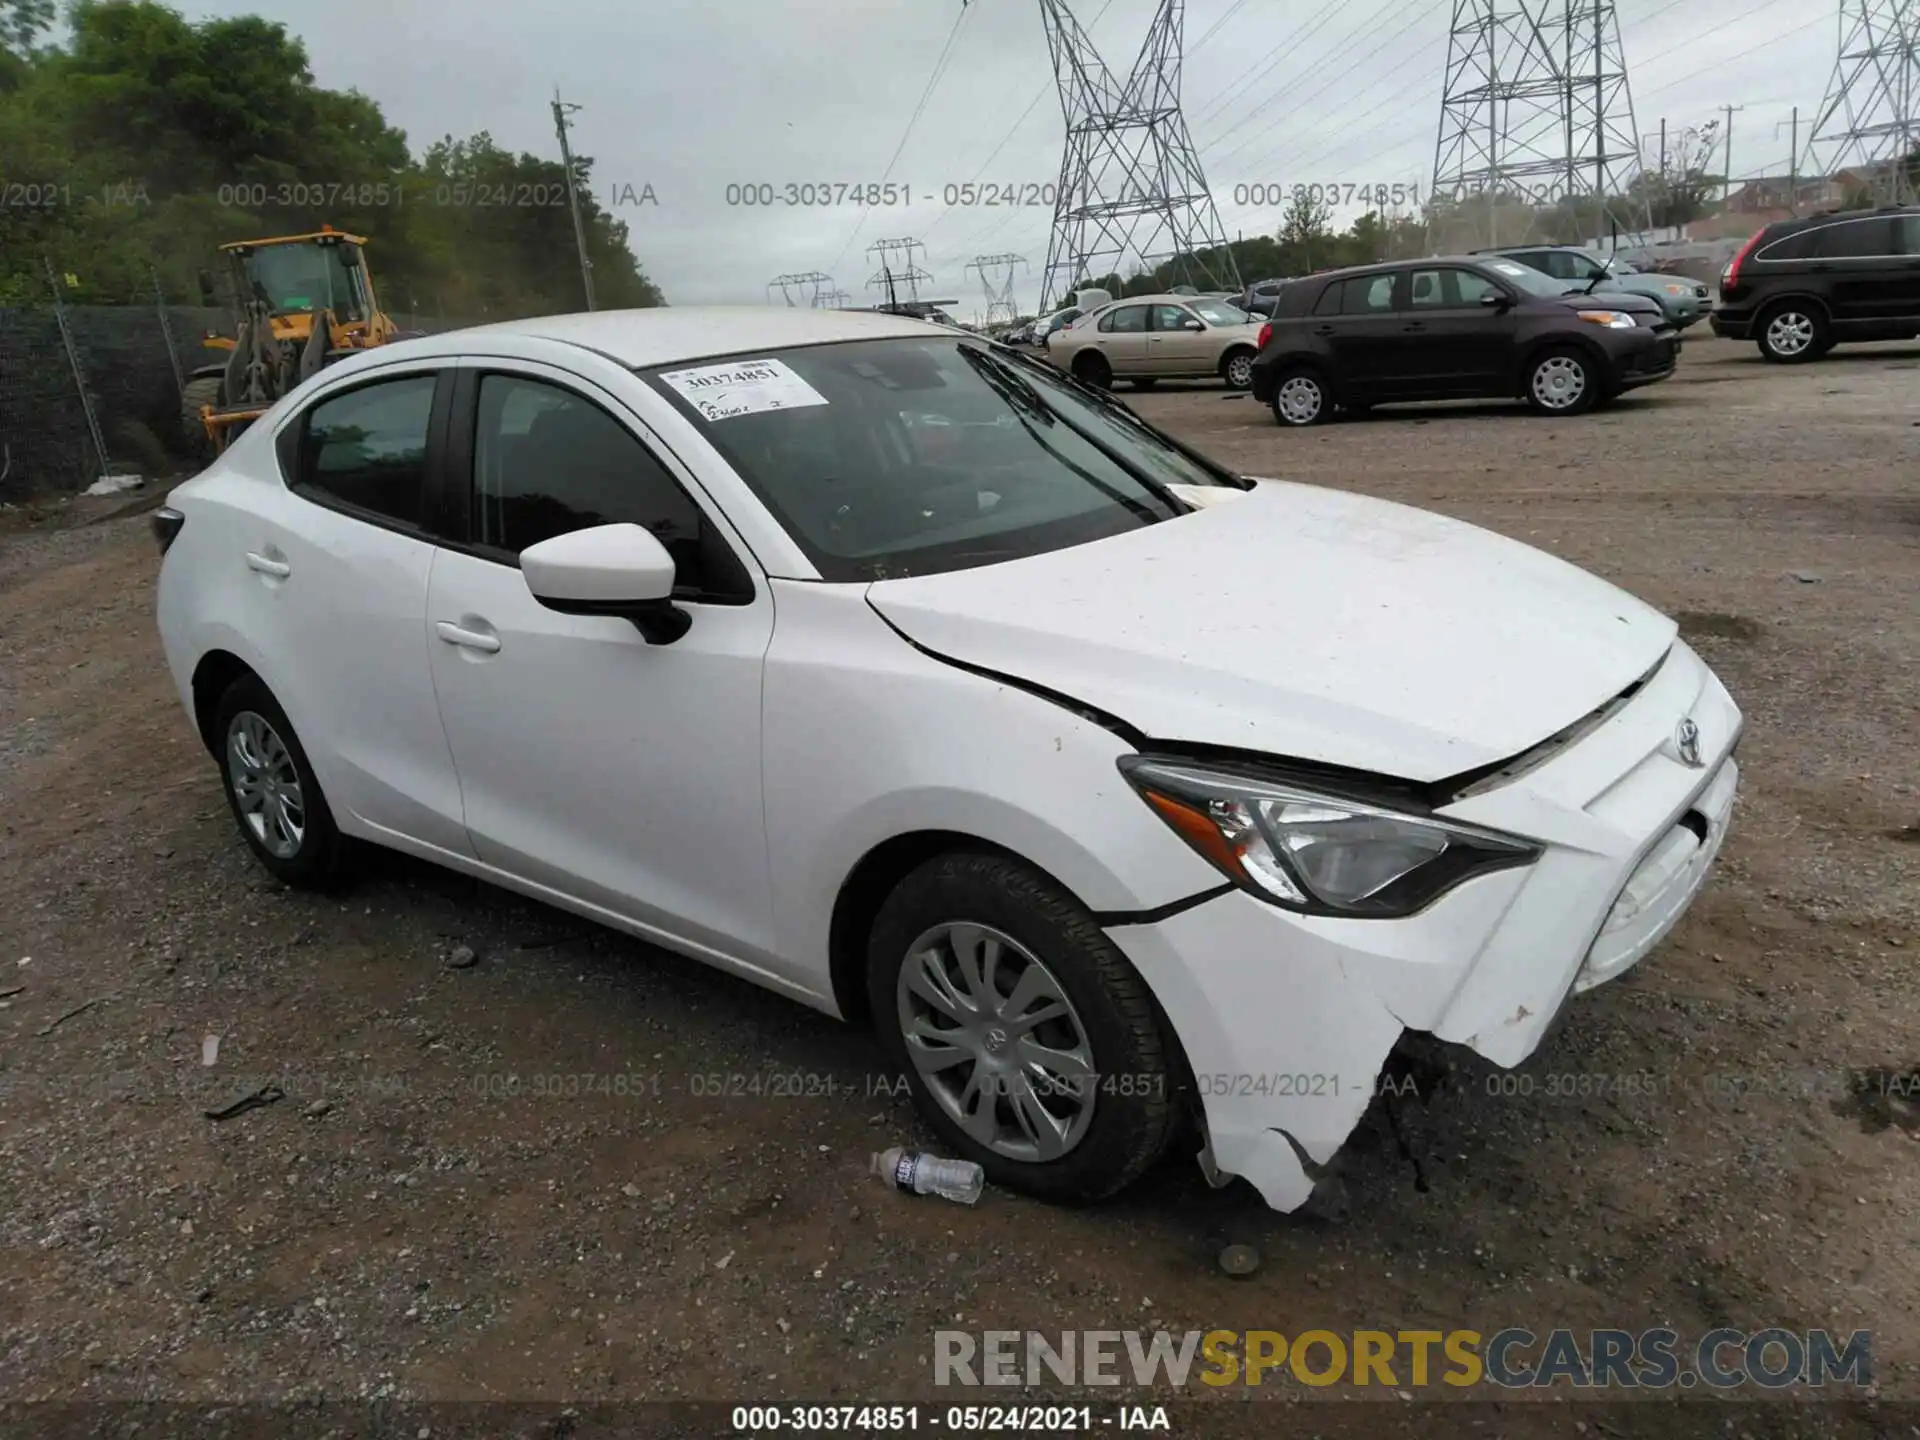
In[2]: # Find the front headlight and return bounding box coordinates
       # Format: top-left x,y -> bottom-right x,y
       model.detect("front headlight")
1662,283 -> 1689,296
1118,758 -> 1540,918
1575,309 -> 1638,329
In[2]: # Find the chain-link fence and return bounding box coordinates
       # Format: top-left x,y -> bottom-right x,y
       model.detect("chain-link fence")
0,265 -> 467,501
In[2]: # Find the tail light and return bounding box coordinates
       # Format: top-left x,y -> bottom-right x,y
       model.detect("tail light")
1256,322 -> 1272,352
1723,228 -> 1765,289
152,506 -> 184,555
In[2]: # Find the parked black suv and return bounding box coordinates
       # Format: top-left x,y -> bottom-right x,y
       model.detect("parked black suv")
1711,205 -> 1920,361
1248,255 -> 1677,426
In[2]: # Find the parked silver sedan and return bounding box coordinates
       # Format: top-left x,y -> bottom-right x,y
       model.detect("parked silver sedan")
1045,294 -> 1265,391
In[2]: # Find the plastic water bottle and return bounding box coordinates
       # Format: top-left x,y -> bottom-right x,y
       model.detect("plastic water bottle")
871,1147 -> 984,1205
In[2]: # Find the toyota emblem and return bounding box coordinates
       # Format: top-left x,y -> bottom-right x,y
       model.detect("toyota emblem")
1675,717 -> 1703,768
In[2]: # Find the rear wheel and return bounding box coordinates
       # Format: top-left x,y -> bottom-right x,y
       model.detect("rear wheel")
1220,347 -> 1256,391
214,674 -> 347,889
1757,303 -> 1826,363
1072,351 -> 1112,389
866,851 -> 1180,1204
1525,347 -> 1597,415
1270,366 -> 1329,426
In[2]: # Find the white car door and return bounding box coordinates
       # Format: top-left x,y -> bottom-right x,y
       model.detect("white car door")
244,364 -> 474,857
423,359 -> 783,973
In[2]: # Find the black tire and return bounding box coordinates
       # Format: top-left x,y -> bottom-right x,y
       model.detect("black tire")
865,851 -> 1180,1205
179,373 -> 222,458
1269,365 -> 1330,426
1523,346 -> 1598,416
1130,377 -> 1158,391
1071,351 -> 1112,389
1220,347 -> 1256,391
213,673 -> 347,889
1755,302 -> 1827,364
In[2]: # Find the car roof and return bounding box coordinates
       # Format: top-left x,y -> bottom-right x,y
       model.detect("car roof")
359,305 -> 943,369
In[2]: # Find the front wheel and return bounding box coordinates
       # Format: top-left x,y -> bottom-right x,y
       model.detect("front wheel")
1525,347 -> 1597,415
866,851 -> 1180,1204
1270,367 -> 1330,426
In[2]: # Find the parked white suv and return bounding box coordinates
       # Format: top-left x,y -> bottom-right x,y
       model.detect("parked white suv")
153,307 -> 1741,1211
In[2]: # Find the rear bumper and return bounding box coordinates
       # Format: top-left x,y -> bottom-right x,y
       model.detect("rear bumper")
1103,640 -> 1741,1211
1709,309 -> 1753,340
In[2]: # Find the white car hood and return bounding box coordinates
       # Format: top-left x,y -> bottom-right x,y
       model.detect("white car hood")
865,480 -> 1676,783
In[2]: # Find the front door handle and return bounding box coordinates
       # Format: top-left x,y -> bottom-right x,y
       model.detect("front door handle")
1403,321 -> 1427,332
244,551 -> 290,578
436,621 -> 501,654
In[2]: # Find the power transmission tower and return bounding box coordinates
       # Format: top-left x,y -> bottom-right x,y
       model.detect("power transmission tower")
866,238 -> 934,304
1035,0 -> 1240,315
966,253 -> 1028,326
1806,0 -> 1920,205
550,89 -> 597,311
767,271 -> 834,307
1431,1 -> 1647,250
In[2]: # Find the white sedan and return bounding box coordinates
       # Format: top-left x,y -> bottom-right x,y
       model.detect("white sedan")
152,307 -> 1741,1212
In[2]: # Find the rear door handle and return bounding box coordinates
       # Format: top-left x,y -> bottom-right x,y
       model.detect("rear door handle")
244,551 -> 290,578
1312,325 -> 1336,336
436,621 -> 501,654
1402,321 -> 1427,332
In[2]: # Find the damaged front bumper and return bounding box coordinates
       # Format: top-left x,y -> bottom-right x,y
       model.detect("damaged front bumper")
1102,639 -> 1742,1212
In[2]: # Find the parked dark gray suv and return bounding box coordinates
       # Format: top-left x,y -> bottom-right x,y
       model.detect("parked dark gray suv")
1711,205 -> 1920,361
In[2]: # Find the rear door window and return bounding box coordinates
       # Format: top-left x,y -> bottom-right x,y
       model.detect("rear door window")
1341,273 -> 1397,314
296,374 -> 438,529
1812,217 -> 1895,258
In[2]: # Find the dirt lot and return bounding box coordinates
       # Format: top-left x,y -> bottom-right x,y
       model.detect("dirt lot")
1,336 -> 1916,1434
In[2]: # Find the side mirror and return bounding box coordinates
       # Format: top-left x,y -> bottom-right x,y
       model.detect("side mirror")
521,523 -> 689,645
1182,318 -> 1205,331
1479,291 -> 1511,308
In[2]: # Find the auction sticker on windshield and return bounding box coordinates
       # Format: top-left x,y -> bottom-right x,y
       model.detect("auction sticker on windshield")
656,357 -> 829,421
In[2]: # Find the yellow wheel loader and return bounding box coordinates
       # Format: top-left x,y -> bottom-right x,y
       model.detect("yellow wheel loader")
183,226 -> 397,455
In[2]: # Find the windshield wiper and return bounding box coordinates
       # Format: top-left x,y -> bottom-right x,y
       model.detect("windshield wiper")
956,346 -> 1163,525
963,344 -> 1190,515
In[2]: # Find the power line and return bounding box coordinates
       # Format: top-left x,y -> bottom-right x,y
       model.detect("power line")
1204,0 -> 1436,168
830,4 -> 974,278
922,0 -> 1122,247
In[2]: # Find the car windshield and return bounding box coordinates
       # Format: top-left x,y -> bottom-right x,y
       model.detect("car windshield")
1478,258 -> 1567,297
641,337 -> 1248,582
1189,299 -> 1251,326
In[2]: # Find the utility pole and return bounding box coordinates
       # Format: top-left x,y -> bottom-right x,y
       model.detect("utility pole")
1658,116 -> 1667,226
1777,105 -> 1801,212
551,88 -> 597,311
1720,103 -> 1744,206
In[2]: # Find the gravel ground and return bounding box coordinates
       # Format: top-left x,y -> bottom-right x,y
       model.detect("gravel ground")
0,335 -> 1916,1434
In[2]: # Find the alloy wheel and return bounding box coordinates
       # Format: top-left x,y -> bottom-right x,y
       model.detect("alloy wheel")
1765,310 -> 1815,358
227,710 -> 305,860
1530,355 -> 1587,410
895,922 -> 1098,1163
1275,374 -> 1323,424
1225,352 -> 1254,389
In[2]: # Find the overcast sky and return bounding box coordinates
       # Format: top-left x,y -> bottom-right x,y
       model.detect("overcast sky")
187,0 -> 1846,314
